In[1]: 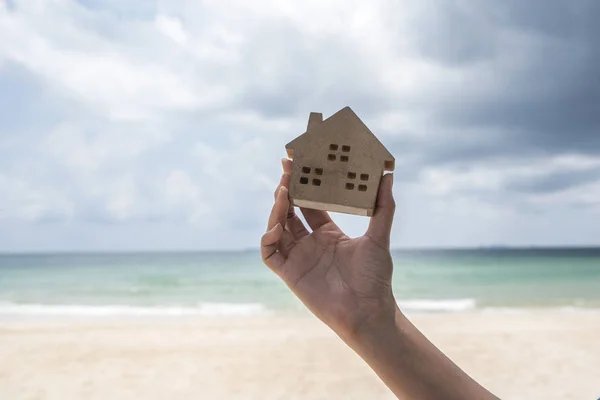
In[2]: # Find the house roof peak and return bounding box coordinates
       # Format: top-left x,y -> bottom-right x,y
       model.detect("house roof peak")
286,106 -> 395,171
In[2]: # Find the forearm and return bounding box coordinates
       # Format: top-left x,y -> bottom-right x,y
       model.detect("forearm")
343,305 -> 498,400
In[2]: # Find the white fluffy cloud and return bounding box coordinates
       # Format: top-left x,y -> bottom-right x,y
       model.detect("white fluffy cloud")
0,0 -> 598,250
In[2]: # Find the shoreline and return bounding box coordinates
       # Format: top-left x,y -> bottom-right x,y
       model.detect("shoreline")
2,301 -> 600,320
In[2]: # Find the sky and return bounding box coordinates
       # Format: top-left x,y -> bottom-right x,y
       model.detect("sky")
0,0 -> 599,251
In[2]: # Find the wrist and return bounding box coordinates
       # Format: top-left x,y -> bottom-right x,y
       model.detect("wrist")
339,295 -> 403,348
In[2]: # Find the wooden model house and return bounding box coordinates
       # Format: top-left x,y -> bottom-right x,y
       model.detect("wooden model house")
285,106 -> 395,216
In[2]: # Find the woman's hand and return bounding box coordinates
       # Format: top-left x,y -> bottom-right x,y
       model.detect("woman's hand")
262,159 -> 499,400
261,159 -> 397,340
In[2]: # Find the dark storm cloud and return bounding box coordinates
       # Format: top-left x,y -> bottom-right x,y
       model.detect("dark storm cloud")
406,0 -> 497,65
421,0 -> 600,153
394,0 -> 600,199
435,60 -> 600,154
504,168 -> 600,195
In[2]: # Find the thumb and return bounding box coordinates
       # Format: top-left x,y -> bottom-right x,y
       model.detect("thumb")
366,173 -> 396,248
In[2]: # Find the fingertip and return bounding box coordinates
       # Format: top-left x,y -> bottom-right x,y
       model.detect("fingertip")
278,187 -> 289,206
382,173 -> 394,188
377,174 -> 394,201
282,158 -> 293,174
366,175 -> 396,245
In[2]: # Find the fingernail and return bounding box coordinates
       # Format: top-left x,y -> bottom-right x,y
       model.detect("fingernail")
281,158 -> 287,167
390,173 -> 394,187
276,186 -> 286,199
278,186 -> 288,199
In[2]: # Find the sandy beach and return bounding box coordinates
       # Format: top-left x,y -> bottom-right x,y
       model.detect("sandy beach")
0,311 -> 599,400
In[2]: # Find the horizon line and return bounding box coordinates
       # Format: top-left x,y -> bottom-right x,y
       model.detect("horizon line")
1,245 -> 600,255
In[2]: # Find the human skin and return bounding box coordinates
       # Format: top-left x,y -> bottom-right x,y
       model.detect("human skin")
261,159 -> 499,400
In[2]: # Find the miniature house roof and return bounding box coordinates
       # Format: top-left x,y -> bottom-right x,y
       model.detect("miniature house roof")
285,107 -> 395,171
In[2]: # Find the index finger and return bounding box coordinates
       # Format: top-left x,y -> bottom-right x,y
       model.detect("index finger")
273,158 -> 294,201
267,186 -> 290,231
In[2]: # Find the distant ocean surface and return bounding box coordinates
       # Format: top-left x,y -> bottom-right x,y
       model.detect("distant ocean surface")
1,249 -> 600,317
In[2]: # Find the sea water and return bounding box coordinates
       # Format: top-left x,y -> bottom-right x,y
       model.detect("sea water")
1,248 -> 599,317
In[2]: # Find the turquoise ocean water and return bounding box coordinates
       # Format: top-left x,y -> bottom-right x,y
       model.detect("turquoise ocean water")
1,249 -> 599,316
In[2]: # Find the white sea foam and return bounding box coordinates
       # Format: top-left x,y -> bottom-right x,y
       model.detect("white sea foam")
2,301 -> 597,317
479,307 -> 533,315
397,298 -> 477,312
479,305 -> 600,315
398,300 -> 600,314
0,302 -> 267,317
